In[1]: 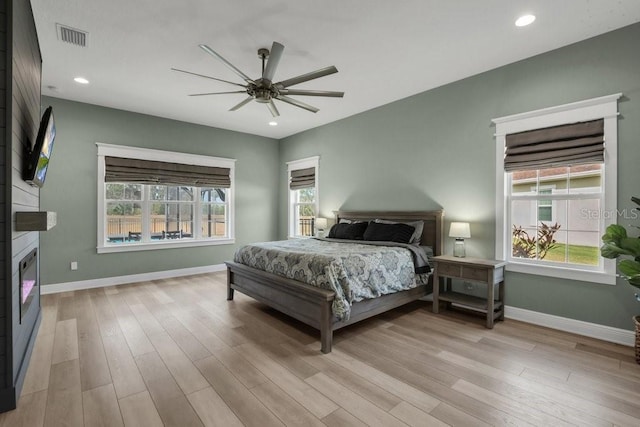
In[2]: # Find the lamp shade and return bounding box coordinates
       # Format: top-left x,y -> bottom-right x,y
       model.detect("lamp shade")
315,218 -> 328,230
449,222 -> 471,239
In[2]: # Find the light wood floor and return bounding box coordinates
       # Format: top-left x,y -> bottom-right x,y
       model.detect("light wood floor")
1,272 -> 639,426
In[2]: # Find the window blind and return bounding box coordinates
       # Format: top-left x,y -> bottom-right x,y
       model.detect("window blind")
504,119 -> 604,171
289,166 -> 315,190
104,156 -> 231,188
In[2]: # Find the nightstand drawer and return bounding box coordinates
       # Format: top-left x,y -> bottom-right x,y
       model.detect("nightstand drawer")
461,266 -> 488,282
437,262 -> 461,277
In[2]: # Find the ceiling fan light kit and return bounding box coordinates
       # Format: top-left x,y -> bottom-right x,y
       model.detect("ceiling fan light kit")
174,41 -> 344,117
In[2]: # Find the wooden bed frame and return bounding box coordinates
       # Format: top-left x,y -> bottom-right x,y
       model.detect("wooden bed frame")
225,210 -> 444,353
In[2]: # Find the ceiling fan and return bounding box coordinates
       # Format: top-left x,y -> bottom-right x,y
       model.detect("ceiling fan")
172,42 -> 344,117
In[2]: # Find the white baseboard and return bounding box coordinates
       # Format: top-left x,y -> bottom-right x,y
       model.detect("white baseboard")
505,305 -> 635,347
41,264 -> 227,295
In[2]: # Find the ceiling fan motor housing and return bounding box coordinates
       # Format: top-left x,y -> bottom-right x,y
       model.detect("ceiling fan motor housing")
253,87 -> 274,103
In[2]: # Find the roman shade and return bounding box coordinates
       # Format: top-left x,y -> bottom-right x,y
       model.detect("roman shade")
504,119 -> 604,171
289,166 -> 315,190
105,156 -> 231,187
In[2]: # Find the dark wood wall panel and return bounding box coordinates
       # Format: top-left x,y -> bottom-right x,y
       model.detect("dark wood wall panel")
0,0 -> 8,400
10,0 -> 41,400
1,0 -> 41,412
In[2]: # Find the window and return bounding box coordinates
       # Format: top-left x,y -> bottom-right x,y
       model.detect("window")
97,144 -> 235,253
287,156 -> 319,238
537,187 -> 553,222
292,187 -> 316,237
105,183 -> 143,240
493,94 -> 621,284
510,165 -> 603,266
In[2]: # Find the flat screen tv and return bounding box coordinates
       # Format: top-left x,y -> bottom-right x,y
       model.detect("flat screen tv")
24,106 -> 56,187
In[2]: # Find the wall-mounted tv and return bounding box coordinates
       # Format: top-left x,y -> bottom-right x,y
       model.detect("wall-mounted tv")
23,106 -> 56,188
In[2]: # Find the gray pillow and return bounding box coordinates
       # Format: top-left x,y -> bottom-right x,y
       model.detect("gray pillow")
374,219 -> 424,245
339,218 -> 366,224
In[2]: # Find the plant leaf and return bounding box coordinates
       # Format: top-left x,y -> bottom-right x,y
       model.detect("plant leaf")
627,275 -> 640,289
619,259 -> 640,276
600,243 -> 632,258
602,224 -> 627,243
620,237 -> 640,256
618,260 -> 640,289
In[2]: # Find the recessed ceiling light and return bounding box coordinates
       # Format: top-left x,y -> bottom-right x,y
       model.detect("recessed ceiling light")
268,121 -> 278,126
515,14 -> 536,27
74,77 -> 89,84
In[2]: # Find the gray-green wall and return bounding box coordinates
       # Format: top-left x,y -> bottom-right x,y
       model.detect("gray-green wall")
279,23 -> 640,331
38,23 -> 640,331
40,98 -> 279,285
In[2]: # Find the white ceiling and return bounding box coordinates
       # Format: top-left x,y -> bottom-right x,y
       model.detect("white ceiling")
31,0 -> 640,139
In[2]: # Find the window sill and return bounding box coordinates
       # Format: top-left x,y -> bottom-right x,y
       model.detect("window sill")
97,238 -> 235,253
506,261 -> 615,285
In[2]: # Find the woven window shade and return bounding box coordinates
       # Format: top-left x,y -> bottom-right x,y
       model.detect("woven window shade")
105,156 -> 231,188
504,119 -> 604,171
289,167 -> 315,190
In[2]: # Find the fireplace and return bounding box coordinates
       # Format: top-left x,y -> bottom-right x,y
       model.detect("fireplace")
19,248 -> 38,322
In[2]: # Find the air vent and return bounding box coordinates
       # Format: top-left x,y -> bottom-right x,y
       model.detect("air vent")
56,24 -> 88,47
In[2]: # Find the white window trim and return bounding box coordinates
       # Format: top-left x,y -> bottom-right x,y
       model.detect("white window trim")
96,143 -> 236,253
492,93 -> 621,285
287,156 -> 319,239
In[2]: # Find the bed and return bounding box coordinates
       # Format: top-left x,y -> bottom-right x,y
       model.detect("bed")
225,210 -> 444,353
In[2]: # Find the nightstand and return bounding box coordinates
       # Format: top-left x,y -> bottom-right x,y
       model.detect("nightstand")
432,255 -> 507,328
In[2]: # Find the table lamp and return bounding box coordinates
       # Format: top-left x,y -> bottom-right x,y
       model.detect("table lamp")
315,217 -> 328,237
449,222 -> 471,257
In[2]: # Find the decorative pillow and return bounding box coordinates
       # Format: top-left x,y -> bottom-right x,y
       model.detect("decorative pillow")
363,221 -> 415,244
374,219 -> 424,244
328,222 -> 368,240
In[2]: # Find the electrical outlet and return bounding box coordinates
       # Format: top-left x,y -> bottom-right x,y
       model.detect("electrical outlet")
70,261 -> 78,271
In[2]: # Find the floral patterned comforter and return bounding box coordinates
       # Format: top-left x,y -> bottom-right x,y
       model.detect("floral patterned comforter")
233,238 -> 430,320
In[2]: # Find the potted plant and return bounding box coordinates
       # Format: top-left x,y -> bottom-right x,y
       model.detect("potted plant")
600,196 -> 640,364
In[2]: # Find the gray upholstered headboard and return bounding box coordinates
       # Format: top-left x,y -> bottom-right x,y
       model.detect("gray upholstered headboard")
333,210 -> 444,256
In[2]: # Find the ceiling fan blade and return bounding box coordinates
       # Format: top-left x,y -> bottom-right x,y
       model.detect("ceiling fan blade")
171,68 -> 247,88
188,91 -> 247,96
267,99 -> 280,117
278,89 -> 344,98
275,66 -> 338,88
229,96 -> 254,111
199,44 -> 255,85
262,42 -> 284,83
276,95 -> 319,113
